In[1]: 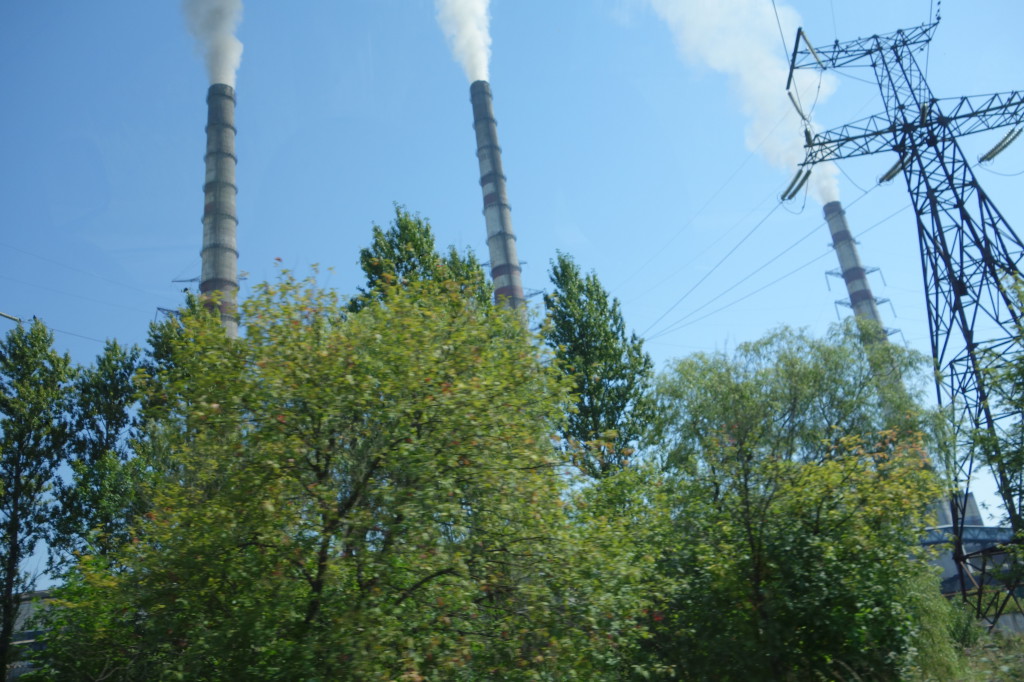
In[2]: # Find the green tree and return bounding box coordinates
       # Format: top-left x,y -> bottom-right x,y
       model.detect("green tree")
49,340 -> 143,569
0,320 -> 73,670
974,279 -> 1024,532
543,252 -> 653,478
645,324 -> 960,680
353,204 -> 491,308
37,271 -> 650,680
653,322 -> 925,470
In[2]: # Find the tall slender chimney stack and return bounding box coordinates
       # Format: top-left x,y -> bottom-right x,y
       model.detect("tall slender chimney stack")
823,201 -> 883,330
470,80 -> 525,309
200,83 -> 239,338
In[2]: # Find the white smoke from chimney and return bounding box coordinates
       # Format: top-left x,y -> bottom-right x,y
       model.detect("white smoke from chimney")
436,0 -> 492,83
648,0 -> 840,204
183,0 -> 244,87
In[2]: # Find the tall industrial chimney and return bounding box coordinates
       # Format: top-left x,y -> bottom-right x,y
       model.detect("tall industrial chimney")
470,80 -> 525,309
199,84 -> 239,338
823,200 -> 884,333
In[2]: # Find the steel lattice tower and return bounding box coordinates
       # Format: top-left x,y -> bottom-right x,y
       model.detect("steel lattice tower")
789,21 -> 1024,626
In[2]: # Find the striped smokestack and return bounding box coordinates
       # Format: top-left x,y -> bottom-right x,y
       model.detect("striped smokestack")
200,83 -> 239,338
825,201 -> 915,414
823,201 -> 883,330
470,80 -> 525,309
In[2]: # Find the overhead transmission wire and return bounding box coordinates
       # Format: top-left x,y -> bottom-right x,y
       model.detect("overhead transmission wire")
0,274 -> 154,316
770,0 -> 791,63
647,212 -> 825,337
635,3 -> 875,340
0,311 -> 109,346
638,200 -> 784,338
646,189 -> 912,341
625,186 -> 780,304
0,240 -> 161,296
0,240 -> 187,345
979,165 -> 1024,178
47,326 -> 106,345
643,178 -> 909,339
611,116 -> 786,296
636,99 -> 815,334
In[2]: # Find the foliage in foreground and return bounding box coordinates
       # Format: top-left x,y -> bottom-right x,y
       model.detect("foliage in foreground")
0,321 -> 72,672
542,252 -> 654,479
0,320 -> 144,672
644,325 -> 962,680
21,209 -> 986,679
33,273 -> 653,681
962,630 -> 1024,681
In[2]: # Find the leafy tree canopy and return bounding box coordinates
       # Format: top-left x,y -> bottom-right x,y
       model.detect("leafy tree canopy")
354,204 -> 491,309
642,323 -> 959,680
543,252 -> 653,478
0,320 -> 73,670
36,271 -> 653,681
653,321 -> 928,470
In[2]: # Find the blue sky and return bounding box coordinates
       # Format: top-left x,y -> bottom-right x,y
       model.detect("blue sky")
1,1 -> 1022,514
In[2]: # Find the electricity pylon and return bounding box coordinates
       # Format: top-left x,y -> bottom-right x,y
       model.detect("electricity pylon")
788,21 -> 1024,626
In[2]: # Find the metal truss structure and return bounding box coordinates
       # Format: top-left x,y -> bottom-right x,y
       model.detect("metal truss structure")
788,21 -> 1024,627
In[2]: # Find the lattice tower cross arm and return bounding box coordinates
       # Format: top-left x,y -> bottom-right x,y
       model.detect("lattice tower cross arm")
790,23 -> 1024,568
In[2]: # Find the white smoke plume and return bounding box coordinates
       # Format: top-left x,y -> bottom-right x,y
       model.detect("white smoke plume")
183,0 -> 245,87
436,0 -> 491,83
648,0 -> 840,203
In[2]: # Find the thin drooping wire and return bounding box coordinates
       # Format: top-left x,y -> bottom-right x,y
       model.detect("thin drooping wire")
648,218 -> 826,338
925,0 -> 936,77
770,0 -> 791,63
171,258 -> 201,283
838,163 -> 869,194
979,165 -> 1024,178
0,240 -> 158,296
773,0 -> 810,120
49,326 -> 106,344
647,199 -> 912,340
0,274 -> 153,315
612,111 -> 791,295
0,314 -> 108,346
833,70 -> 878,87
639,201 -> 784,338
625,188 -> 778,303
648,251 -> 833,340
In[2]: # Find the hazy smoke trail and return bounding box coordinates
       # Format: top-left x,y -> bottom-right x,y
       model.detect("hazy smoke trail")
648,0 -> 839,203
436,0 -> 491,82
183,0 -> 244,87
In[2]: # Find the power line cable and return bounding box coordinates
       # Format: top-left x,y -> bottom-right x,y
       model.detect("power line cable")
647,200 -> 912,340
613,111 -> 792,295
979,165 -> 1024,178
0,274 -> 154,315
0,240 -> 161,297
639,167 -> 888,339
770,0 -> 792,63
648,250 -> 833,339
625,188 -> 779,303
49,326 -> 106,345
639,200 -> 784,338
645,184 -> 896,340
649,218 -> 827,338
